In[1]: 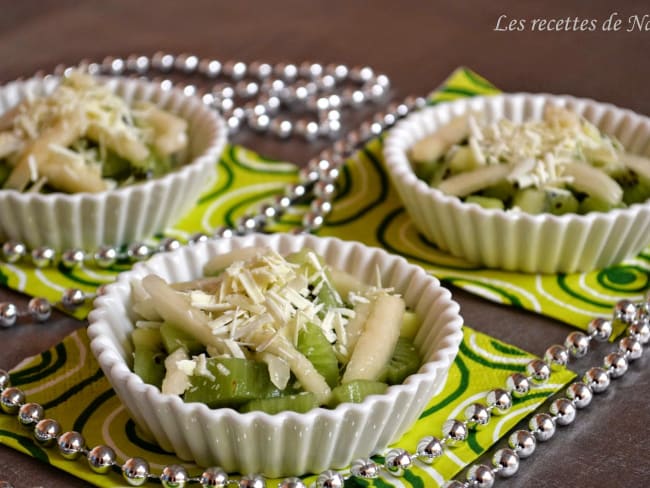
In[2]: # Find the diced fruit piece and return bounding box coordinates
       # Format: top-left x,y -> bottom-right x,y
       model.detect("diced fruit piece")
428,160 -> 451,187
481,180 -> 516,203
399,311 -> 420,340
385,337 -> 422,385
297,322 -> 340,388
330,380 -> 388,406
622,153 -> 650,182
437,163 -> 510,197
239,392 -> 318,414
342,294 -> 405,383
448,145 -> 479,174
184,357 -> 279,408
131,327 -> 164,351
132,329 -> 166,389
513,188 -> 546,214
562,162 -> 623,206
545,188 -> 579,215
464,195 -> 504,210
160,322 -> 204,355
579,196 -> 616,214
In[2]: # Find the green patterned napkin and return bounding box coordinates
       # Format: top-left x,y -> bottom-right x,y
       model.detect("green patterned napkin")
1,327 -> 574,487
0,68 -> 645,486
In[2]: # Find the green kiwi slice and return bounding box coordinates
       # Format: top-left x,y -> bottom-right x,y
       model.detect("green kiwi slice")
297,322 -> 339,388
385,337 -> 422,385
330,380 -> 388,406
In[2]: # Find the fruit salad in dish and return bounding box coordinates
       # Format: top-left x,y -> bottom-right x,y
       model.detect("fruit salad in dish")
0,71 -> 188,193
129,247 -> 422,413
409,106 -> 650,214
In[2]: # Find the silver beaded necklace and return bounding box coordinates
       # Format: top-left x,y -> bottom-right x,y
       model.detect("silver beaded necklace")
0,54 -> 649,488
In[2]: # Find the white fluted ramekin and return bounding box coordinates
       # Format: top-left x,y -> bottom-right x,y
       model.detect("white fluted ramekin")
0,76 -> 226,250
383,94 -> 650,274
87,233 -> 463,477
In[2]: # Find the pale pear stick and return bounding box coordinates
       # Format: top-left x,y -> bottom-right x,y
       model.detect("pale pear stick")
563,162 -> 623,205
170,276 -> 224,293
86,122 -> 149,163
135,104 -> 188,156
141,274 -> 228,354
342,294 -> 405,383
437,163 -> 511,197
37,150 -> 109,193
329,268 -> 372,301
342,301 -> 371,362
5,113 -> 88,190
623,153 -> 650,182
409,113 -> 470,164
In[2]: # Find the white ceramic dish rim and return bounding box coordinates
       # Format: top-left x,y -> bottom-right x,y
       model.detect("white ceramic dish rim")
0,75 -> 227,204
383,92 -> 650,225
87,234 -> 463,432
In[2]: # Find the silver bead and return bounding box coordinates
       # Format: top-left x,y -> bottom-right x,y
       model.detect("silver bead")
222,60 -> 247,80
314,470 -> 344,488
160,464 -> 189,488
0,369 -> 9,390
0,302 -> 17,327
302,211 -> 324,230
278,477 -> 305,488
350,458 -> 379,478
564,331 -> 590,358
175,53 -> 199,73
238,474 -> 265,488
126,55 -> 150,74
628,320 -> 650,345
212,226 -> 235,240
619,336 -> 643,360
270,118 -> 293,138
199,467 -> 228,487
128,243 -> 151,262
94,245 -> 118,268
416,435 -> 443,463
466,464 -> 495,488
33,418 -> 61,446
17,402 -> 44,426
311,198 -> 333,215
325,63 -> 349,81
529,413 -> 555,442
544,344 -> 570,369
342,88 -> 366,107
287,183 -> 308,200
317,74 -> 336,90
87,445 -> 116,474
237,215 -> 261,234
395,102 -> 410,117
199,58 -> 222,78
188,232 -> 209,245
248,61 -> 272,79
31,246 -> 55,268
526,359 -> 551,384
27,297 -> 52,322
366,83 -> 387,100
492,448 -> 519,477
298,166 -> 319,184
61,248 -> 85,268
299,61 -> 323,79
122,457 -> 150,486
384,448 -> 412,476
350,65 -> 375,82
102,56 -> 125,75
236,80 -> 259,98
549,398 -> 577,426
249,114 -> 271,132
464,403 -> 490,430
226,114 -> 242,133
505,373 -> 530,398
486,388 -> 512,415
61,288 -> 86,309
566,381 -> 593,409
182,84 -> 197,97
58,431 -> 85,460
273,194 -> 292,210
314,181 -> 336,200
375,73 -> 391,88
587,317 -> 612,341
508,430 -> 536,458
152,52 -> 175,72
614,299 -> 637,324
159,237 -> 181,253
441,418 -> 468,446
604,351 -> 628,378
294,119 -> 319,141
583,366 -> 610,393
2,240 -> 26,263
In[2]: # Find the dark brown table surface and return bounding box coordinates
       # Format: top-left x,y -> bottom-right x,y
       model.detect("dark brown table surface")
1,1 -> 649,486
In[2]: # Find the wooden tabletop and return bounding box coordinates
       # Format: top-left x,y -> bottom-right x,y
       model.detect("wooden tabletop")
1,1 -> 649,486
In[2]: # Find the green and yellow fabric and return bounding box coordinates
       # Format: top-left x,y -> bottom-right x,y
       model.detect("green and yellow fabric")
1,68 -> 646,486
